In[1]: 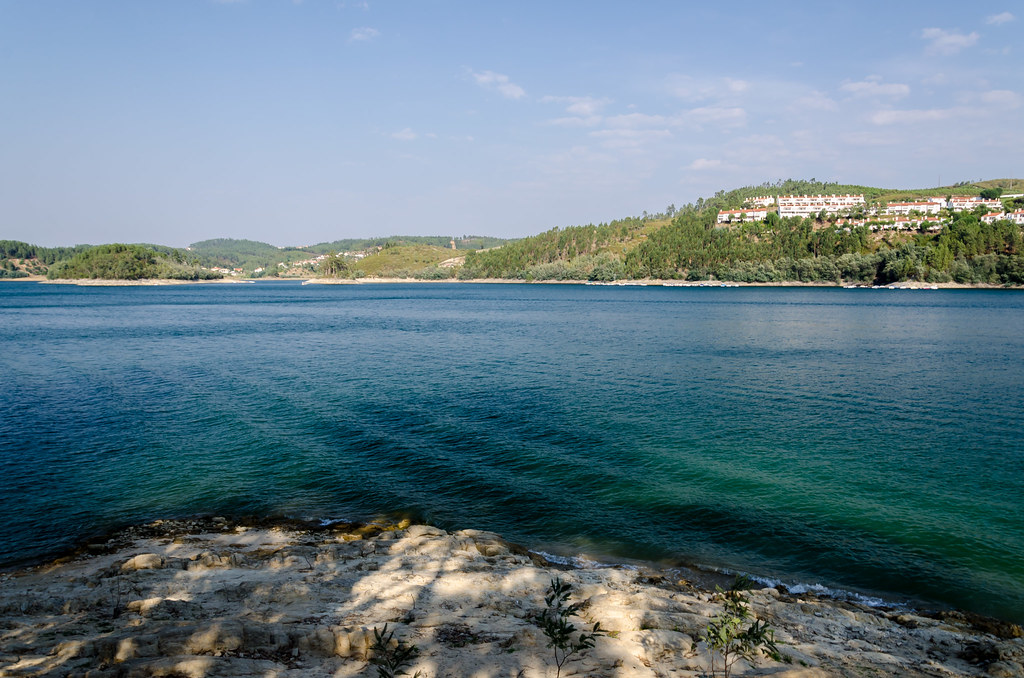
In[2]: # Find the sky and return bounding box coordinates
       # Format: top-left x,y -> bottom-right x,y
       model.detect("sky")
1,1 -> 1022,248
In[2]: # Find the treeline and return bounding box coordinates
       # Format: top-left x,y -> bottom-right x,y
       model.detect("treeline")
461,218 -> 643,278
461,207 -> 1024,285
1,240 -> 93,265
306,235 -> 508,254
186,238 -> 311,272
47,244 -> 222,281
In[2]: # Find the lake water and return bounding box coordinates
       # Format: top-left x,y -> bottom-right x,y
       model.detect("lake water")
1,281 -> 1022,623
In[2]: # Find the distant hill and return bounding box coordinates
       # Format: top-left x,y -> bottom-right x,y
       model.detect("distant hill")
305,235 -> 509,254
47,244 -> 222,281
7,179 -> 1023,285
460,178 -> 1024,285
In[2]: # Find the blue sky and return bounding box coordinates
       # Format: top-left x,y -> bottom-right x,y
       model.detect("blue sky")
1,1 -> 1021,247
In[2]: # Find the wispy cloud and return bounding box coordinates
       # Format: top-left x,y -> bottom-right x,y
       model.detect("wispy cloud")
870,108 -> 954,125
980,90 -> 1022,108
840,77 -> 910,98
390,128 -> 416,141
921,28 -> 979,55
986,12 -> 1015,25
470,70 -> 525,100
687,158 -> 723,171
349,27 -> 380,42
685,106 -> 747,128
541,96 -> 612,117
791,91 -> 839,111
589,128 -> 672,149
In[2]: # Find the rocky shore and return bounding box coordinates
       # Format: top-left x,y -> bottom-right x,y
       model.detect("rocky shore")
1,517 -> 1021,678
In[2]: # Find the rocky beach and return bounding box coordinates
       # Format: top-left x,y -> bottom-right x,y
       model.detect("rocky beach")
1,518 -> 1021,678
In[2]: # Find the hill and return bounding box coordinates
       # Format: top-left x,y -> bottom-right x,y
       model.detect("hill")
46,244 -> 222,281
461,178 -> 1024,285
350,244 -> 460,278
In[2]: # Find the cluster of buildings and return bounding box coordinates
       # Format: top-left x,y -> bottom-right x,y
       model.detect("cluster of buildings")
716,193 -> 1022,228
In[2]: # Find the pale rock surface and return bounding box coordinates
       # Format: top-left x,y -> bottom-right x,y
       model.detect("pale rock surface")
0,518 -> 1020,677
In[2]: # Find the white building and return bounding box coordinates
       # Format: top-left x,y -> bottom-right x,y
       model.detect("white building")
777,194 -> 865,217
981,212 -> 1005,224
886,201 -> 942,216
949,196 -> 1004,212
744,196 -> 776,208
717,208 -> 768,224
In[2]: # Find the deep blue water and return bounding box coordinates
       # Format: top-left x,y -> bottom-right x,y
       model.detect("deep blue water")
1,281 -> 1022,622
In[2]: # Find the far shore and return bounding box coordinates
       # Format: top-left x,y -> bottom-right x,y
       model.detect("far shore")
2,276 -> 1020,290
1,516 -> 1021,677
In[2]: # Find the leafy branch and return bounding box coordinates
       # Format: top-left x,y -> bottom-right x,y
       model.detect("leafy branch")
539,577 -> 605,678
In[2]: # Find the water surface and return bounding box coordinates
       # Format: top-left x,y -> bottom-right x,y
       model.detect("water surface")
1,281 -> 1022,622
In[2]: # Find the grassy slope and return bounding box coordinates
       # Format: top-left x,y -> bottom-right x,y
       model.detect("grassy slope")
351,245 -> 456,276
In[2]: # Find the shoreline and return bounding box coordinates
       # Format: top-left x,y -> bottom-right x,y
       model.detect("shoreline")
1,516 -> 1021,677
9,276 -> 1019,289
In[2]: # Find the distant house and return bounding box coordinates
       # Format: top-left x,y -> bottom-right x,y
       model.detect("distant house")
1007,210 -> 1024,225
744,196 -> 776,208
886,201 -> 942,216
777,194 -> 864,217
717,208 -> 768,224
981,212 -> 1005,224
949,196 -> 1004,212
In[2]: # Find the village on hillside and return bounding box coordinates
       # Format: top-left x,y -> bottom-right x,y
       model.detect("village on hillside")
717,193 -> 1024,232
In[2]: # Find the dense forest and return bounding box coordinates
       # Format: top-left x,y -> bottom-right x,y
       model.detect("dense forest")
458,179 -> 1024,285
46,244 -> 222,281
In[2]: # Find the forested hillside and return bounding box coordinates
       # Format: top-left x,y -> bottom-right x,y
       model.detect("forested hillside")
459,179 -> 1024,285
47,244 -> 222,281
6,179 -> 1024,285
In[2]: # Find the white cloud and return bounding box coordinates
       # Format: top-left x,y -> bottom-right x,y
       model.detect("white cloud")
666,76 -> 748,102
604,113 -> 669,129
349,27 -> 380,42
791,91 -> 839,111
687,158 -> 722,171
725,79 -> 749,93
470,70 -> 525,100
840,77 -> 910,98
685,106 -> 747,127
986,12 -> 1015,25
546,116 -> 603,128
980,90 -> 1022,107
390,128 -> 416,141
870,108 -> 953,125
542,96 -> 612,117
921,28 -> 979,55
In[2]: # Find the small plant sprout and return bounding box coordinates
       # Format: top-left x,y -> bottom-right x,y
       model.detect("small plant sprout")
370,624 -> 421,678
539,577 -> 605,678
693,575 -> 782,678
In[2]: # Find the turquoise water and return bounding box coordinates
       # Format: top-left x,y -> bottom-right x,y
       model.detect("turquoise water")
1,281 -> 1022,622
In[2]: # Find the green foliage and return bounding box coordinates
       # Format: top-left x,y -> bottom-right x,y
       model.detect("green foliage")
318,253 -> 349,277
369,624 -> 421,678
694,576 -> 781,678
462,217 -> 646,279
352,245 -> 456,277
46,244 -> 222,281
187,238 -> 311,273
538,577 -> 605,678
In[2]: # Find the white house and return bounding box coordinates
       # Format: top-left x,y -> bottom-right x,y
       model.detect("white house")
777,194 -> 865,217
949,196 -> 1004,212
717,208 -> 768,224
886,201 -> 942,216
